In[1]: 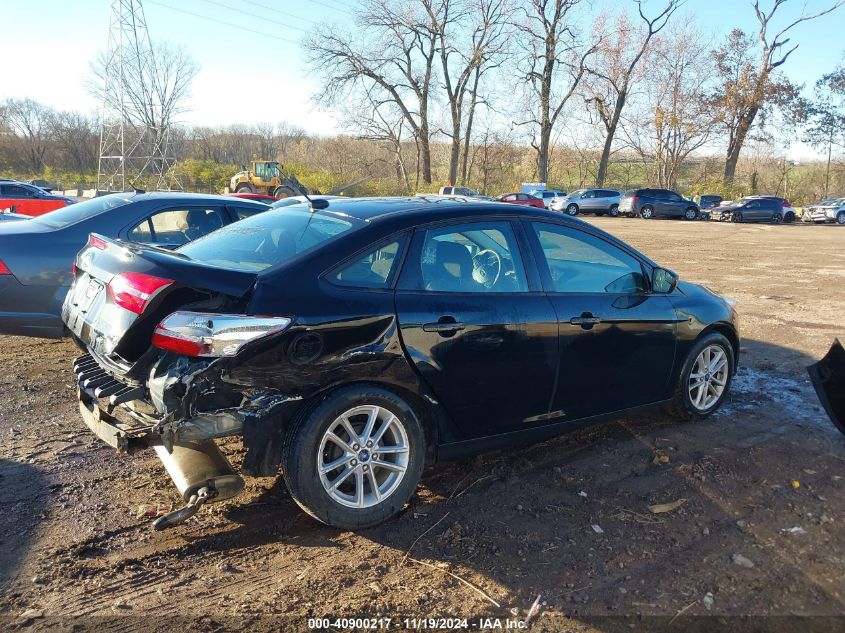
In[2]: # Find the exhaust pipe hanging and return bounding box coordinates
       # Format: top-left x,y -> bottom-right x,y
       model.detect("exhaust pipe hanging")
150,440 -> 245,530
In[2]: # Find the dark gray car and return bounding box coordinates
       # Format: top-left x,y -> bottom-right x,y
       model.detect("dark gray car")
619,188 -> 699,220
0,192 -> 269,338
717,197 -> 782,223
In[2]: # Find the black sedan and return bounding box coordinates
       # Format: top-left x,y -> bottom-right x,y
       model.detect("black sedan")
62,197 -> 739,531
0,192 -> 269,338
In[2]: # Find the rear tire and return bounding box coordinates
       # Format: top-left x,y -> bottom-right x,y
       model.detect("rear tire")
609,204 -> 619,217
733,212 -> 743,223
235,184 -> 255,194
282,384 -> 425,530
784,211 -> 795,223
641,206 -> 654,219
837,211 -> 845,225
669,332 -> 735,421
566,204 -> 579,216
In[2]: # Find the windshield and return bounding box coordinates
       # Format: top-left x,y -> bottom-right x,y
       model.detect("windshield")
178,208 -> 357,272
32,194 -> 132,228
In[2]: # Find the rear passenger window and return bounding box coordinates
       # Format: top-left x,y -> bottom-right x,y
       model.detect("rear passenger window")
233,206 -> 265,220
531,223 -> 646,294
129,208 -> 225,246
331,238 -> 405,289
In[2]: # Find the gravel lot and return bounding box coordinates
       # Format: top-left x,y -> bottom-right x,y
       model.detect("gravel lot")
1,217 -> 843,631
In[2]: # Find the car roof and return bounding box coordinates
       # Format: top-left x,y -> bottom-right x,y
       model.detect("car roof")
125,191 -> 269,206
298,196 -> 578,226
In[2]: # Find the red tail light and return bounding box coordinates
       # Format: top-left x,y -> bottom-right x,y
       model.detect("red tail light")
784,199 -> 791,208
152,312 -> 291,357
0,259 -> 10,275
107,272 -> 173,315
88,235 -> 108,250
631,195 -> 639,202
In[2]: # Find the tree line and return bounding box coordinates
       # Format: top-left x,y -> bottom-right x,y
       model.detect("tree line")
1,0 -> 844,201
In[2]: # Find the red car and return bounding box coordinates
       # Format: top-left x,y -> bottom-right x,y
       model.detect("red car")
225,192 -> 276,204
495,192 -> 545,209
0,181 -> 76,216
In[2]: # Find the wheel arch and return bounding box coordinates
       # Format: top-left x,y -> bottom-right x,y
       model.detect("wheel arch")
698,322 -> 740,373
303,379 -> 441,463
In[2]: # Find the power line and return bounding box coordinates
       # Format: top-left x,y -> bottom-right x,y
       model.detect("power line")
309,0 -> 353,15
242,0 -> 327,26
200,0 -> 317,32
144,0 -> 301,44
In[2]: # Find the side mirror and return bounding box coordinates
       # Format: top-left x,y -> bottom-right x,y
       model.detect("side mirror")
652,267 -> 677,293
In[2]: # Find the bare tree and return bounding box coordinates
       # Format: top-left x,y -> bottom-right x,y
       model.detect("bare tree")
583,0 -> 680,186
51,110 -> 99,173
514,0 -> 596,184
805,59 -> 845,196
305,0 -> 439,184
623,24 -> 718,189
89,41 -> 199,165
424,0 -> 511,184
713,0 -> 845,183
0,98 -> 55,172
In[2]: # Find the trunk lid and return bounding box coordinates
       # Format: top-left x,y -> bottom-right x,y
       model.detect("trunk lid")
62,234 -> 257,375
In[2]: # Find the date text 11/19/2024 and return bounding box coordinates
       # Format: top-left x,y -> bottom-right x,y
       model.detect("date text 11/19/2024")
308,617 -> 529,630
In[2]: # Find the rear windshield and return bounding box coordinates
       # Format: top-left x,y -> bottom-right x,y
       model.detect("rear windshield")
32,194 -> 132,228
177,207 -> 357,272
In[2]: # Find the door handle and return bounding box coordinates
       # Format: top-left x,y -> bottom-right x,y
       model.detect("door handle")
423,321 -> 465,333
569,313 -> 602,329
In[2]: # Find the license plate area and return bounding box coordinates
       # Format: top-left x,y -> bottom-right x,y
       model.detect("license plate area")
79,278 -> 104,313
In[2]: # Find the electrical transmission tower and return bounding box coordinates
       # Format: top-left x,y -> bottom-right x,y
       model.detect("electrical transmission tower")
97,0 -> 179,192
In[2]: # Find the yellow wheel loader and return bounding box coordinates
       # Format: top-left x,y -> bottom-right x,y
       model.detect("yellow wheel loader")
226,161 -> 309,199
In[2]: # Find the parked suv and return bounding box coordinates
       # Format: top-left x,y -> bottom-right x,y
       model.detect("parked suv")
549,189 -> 622,216
619,189 -> 699,220
532,190 -> 567,208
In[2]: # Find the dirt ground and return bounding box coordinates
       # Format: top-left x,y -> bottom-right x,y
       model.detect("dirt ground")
1,217 -> 843,632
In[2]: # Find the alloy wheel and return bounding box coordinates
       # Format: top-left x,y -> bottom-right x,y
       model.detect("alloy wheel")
838,211 -> 845,225
685,208 -> 697,220
567,204 -> 579,216
688,345 -> 729,411
317,405 -> 410,508
641,207 -> 653,219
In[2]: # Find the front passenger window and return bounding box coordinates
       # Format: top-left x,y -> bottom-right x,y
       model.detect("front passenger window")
532,223 -> 646,294
416,223 -> 528,293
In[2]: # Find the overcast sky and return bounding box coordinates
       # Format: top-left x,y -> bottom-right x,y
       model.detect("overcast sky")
2,0 -> 843,159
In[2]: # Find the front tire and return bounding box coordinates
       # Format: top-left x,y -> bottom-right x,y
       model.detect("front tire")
235,183 -> 255,194
684,207 -> 698,220
669,333 -> 735,420
274,186 -> 296,200
282,385 -> 425,530
641,205 -> 654,219
566,204 -> 579,216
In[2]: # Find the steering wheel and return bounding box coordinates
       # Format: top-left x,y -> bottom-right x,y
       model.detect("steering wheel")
472,249 -> 502,289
